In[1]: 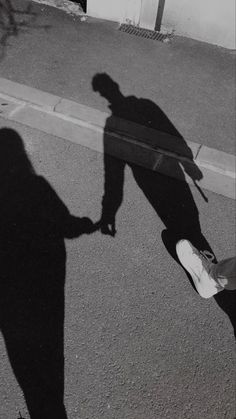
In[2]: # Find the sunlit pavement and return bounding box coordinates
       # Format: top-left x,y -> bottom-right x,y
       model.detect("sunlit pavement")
0,116 -> 235,419
0,2 -> 235,418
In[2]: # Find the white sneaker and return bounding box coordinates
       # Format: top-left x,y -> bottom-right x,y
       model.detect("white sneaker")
176,240 -> 224,298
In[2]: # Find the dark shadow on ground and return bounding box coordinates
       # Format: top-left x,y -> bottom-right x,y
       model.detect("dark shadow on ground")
92,73 -> 236,338
214,291 -> 236,338
0,128 -> 96,418
0,0 -> 50,61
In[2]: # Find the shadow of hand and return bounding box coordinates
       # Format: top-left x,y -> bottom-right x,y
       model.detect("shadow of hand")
183,160 -> 203,182
95,218 -> 116,237
80,217 -> 100,234
65,216 -> 100,238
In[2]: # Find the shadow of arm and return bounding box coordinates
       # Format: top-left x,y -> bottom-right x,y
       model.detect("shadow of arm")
64,216 -> 98,238
36,176 -> 97,239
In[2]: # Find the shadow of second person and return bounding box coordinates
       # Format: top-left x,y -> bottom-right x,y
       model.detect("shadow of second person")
0,128 -> 96,419
92,73 -> 208,250
92,73 -> 236,338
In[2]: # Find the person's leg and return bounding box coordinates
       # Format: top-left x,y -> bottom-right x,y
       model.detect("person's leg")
210,257 -> 236,290
176,240 -> 225,298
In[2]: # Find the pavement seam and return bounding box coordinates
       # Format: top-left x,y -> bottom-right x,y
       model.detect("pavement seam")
1,97 -> 210,168
0,78 -> 232,161
0,92 -> 25,106
18,103 -> 236,176
195,144 -> 202,160
0,78 -> 235,199
12,99 -> 236,177
8,103 -> 26,118
53,97 -> 63,112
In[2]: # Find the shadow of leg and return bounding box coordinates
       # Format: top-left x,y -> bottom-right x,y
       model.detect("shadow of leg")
214,291 -> 236,338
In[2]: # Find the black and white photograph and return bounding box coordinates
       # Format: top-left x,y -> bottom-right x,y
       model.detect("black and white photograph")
0,1 -> 235,418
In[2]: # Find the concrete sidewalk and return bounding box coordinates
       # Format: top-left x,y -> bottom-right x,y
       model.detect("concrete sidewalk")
0,0 -> 235,155
0,77 -> 235,199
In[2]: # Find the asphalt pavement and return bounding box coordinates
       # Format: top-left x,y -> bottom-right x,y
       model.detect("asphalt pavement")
0,2 -> 235,418
0,117 -> 235,419
0,77 -> 234,199
0,0 -> 235,155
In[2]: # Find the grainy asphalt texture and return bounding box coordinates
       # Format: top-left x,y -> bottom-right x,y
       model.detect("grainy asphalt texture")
0,0 -> 235,154
0,117 -> 235,419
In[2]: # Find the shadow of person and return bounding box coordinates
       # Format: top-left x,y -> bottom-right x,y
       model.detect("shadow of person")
214,290 -> 236,338
0,128 -> 96,418
92,73 -> 236,337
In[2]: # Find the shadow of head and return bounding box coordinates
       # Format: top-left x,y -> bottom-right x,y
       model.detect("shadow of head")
92,73 -> 121,103
92,73 -> 203,185
0,127 -> 34,177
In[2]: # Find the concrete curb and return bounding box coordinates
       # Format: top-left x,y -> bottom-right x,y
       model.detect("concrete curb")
0,78 -> 235,199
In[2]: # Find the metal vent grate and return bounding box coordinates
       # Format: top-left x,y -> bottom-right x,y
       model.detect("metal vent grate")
119,24 -> 171,42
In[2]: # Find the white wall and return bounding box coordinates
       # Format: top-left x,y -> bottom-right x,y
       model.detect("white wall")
139,0 -> 158,30
87,0 -> 158,27
87,0 -> 235,49
87,0 -> 141,25
162,0 -> 236,49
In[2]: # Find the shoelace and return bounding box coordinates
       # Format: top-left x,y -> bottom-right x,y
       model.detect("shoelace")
200,250 -> 225,290
200,249 -> 215,262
